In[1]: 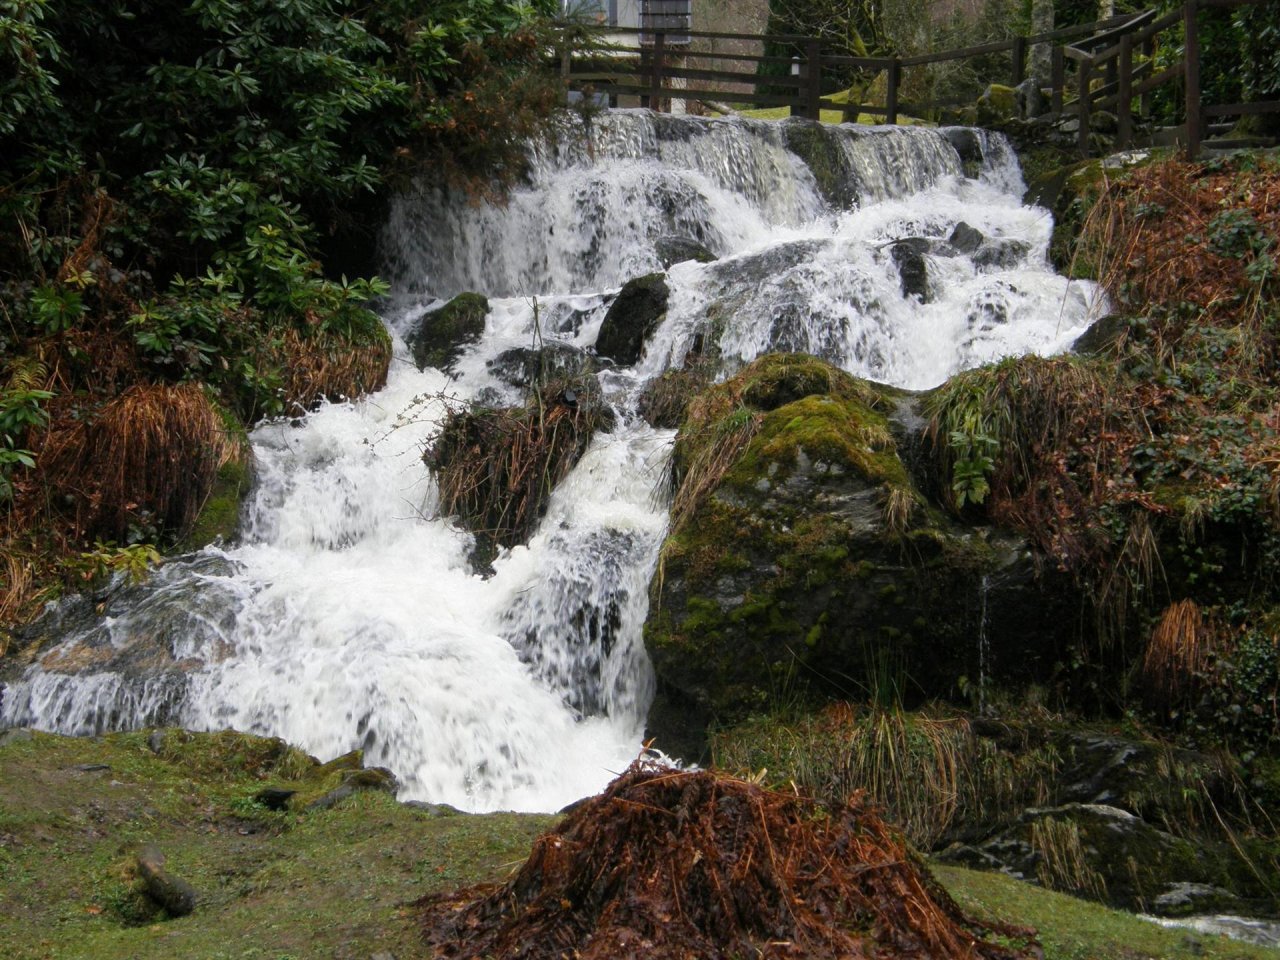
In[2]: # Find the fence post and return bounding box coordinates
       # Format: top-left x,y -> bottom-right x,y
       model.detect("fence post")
886,57 -> 901,125
651,31 -> 666,113
1077,55 -> 1092,155
1011,36 -> 1028,88
805,39 -> 822,120
1183,0 -> 1201,159
1051,46 -> 1064,114
1117,34 -> 1133,149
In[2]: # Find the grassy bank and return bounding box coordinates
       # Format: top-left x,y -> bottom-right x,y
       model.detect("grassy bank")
0,730 -> 1275,960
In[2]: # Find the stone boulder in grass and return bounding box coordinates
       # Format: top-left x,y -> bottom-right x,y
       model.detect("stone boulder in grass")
418,762 -> 1039,960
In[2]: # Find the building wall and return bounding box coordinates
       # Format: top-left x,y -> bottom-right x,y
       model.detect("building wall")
685,0 -> 771,107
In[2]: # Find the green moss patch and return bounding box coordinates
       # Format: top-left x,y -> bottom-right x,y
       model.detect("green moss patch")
0,729 -> 552,960
183,400 -> 252,550
407,292 -> 489,372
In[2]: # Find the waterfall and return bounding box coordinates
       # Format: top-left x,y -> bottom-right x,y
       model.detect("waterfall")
0,110 -> 1103,812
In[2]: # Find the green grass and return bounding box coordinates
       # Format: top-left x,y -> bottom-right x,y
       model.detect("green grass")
722,87 -> 931,125
0,731 -> 551,960
935,864 -> 1279,960
0,730 -> 1275,959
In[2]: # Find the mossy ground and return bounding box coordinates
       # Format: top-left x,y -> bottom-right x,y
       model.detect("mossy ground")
934,864 -> 1279,960
0,730 -> 1274,960
0,730 -> 552,960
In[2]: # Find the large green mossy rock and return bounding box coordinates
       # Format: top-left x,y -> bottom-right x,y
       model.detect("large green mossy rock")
407,292 -> 489,372
644,354 -> 1075,754
977,84 -> 1017,126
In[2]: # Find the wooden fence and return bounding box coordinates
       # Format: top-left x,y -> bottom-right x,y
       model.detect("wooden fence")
560,0 -> 1278,159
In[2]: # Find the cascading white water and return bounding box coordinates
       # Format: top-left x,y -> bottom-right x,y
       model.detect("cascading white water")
0,110 -> 1103,812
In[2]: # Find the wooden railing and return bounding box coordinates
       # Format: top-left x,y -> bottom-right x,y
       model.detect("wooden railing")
559,0 -> 1278,159
1051,0 -> 1280,157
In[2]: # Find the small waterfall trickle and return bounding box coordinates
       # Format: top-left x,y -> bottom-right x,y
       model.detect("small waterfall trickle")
1,110 -> 1104,812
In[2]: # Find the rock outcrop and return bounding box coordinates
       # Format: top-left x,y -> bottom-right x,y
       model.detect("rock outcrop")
644,354 -> 1076,751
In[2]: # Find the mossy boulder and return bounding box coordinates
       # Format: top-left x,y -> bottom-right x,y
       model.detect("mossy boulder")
977,84 -> 1018,126
943,802 -> 1274,917
594,273 -> 668,365
407,292 -> 489,372
644,354 -> 1075,754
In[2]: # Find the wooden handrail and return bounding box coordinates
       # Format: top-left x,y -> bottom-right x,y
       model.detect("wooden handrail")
1068,8 -> 1158,55
558,0 -> 1276,162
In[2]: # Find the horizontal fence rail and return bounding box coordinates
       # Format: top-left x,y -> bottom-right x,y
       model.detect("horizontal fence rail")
557,0 -> 1277,159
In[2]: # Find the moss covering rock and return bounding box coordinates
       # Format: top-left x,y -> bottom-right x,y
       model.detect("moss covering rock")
407,292 -> 489,372
644,354 -> 1078,752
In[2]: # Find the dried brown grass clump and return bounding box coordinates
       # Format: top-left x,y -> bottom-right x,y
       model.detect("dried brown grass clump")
39,383 -> 237,542
1030,815 -> 1108,901
925,355 -> 1132,576
1080,159 -> 1280,322
419,762 -> 1039,960
425,376 -> 614,563
1141,599 -> 1222,710
273,326 -> 392,414
0,550 -> 37,647
714,704 -> 1060,852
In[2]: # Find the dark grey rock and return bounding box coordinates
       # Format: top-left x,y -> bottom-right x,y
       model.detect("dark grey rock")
1153,883 -> 1242,915
1072,314 -> 1129,355
973,239 -> 1032,270
949,222 -> 985,255
940,128 -> 985,169
890,239 -> 931,302
594,273 -> 669,365
306,783 -> 356,811
938,801 -> 1262,916
306,766 -> 398,811
254,787 -> 296,811
1015,78 -> 1045,120
655,235 -> 716,268
487,342 -> 598,389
